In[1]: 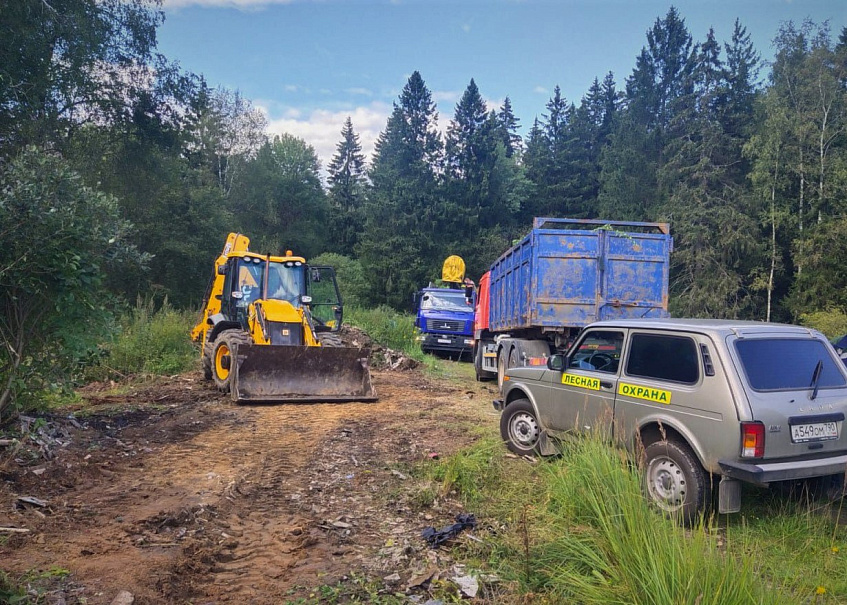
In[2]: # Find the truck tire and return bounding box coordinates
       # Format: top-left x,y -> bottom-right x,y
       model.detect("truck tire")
212,331 -> 251,393
316,332 -> 343,347
497,346 -> 510,391
474,344 -> 493,382
500,398 -> 541,456
642,439 -> 711,525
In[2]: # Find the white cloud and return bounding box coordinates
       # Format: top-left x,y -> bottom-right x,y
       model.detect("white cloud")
533,86 -> 548,94
162,0 -> 296,9
462,24 -> 471,33
432,90 -> 461,105
485,96 -> 505,112
345,87 -> 374,97
260,101 -> 392,173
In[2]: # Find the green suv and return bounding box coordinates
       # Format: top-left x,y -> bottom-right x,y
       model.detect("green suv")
495,319 -> 847,522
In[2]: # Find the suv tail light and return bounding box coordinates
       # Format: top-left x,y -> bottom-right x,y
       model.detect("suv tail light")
741,422 -> 765,458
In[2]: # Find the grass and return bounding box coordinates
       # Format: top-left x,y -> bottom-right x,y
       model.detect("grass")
87,297 -> 199,380
417,432 -> 847,604
0,567 -> 71,605
723,491 -> 846,599
345,306 -> 422,359
283,575 -> 405,604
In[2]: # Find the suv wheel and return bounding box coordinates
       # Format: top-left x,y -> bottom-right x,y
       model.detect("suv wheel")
642,439 -> 710,525
500,398 -> 540,456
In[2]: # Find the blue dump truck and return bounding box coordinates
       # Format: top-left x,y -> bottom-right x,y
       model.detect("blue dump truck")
473,218 -> 673,385
414,255 -> 476,357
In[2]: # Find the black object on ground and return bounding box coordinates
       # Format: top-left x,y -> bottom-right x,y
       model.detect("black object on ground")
421,513 -> 477,548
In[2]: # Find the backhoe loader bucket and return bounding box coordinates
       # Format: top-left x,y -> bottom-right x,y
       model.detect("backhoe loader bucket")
230,344 -> 377,403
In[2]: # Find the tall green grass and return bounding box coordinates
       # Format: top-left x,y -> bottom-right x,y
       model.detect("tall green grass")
534,438 -> 783,605
345,306 -> 423,359
425,434 -> 816,604
88,298 -> 198,379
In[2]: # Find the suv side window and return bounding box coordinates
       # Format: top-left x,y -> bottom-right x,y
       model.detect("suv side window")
568,330 -> 625,373
625,333 -> 699,384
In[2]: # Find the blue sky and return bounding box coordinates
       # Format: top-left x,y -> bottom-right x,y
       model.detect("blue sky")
157,0 -> 846,169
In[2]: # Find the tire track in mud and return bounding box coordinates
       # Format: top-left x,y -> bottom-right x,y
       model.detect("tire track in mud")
168,399 -> 396,603
0,369 -> 484,605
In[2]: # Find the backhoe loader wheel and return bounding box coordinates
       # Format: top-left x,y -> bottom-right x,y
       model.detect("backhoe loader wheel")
202,340 -> 214,381
316,332 -> 343,347
212,331 -> 251,392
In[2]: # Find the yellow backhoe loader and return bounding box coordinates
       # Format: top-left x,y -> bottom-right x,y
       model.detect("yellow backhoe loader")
191,233 -> 376,403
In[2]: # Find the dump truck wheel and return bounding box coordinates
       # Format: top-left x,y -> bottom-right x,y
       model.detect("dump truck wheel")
212,331 -> 251,392
316,332 -> 343,347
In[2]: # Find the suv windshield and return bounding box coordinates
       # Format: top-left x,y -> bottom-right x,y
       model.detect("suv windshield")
420,291 -> 473,313
736,338 -> 847,391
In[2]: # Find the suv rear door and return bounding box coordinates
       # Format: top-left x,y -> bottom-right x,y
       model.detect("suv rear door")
728,333 -> 847,461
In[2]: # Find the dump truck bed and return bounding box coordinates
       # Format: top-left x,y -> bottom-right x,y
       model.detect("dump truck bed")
488,218 -> 672,332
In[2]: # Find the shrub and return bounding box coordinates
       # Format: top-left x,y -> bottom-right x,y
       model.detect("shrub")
345,306 -> 422,358
89,298 -> 198,379
309,253 -> 369,308
798,308 -> 847,340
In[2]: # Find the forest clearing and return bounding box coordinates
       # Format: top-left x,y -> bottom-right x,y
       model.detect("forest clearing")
1,362 -> 499,604
4,1 -> 847,603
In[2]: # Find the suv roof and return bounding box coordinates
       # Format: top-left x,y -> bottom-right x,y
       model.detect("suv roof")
589,318 -> 816,338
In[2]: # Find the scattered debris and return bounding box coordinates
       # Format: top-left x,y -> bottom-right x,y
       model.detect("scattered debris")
406,566 -> 439,590
17,496 -> 49,508
0,527 -> 31,534
421,513 -> 477,548
451,572 -> 479,598
110,590 -> 134,605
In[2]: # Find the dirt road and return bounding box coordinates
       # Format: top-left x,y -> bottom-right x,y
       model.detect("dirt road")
0,365 -> 499,604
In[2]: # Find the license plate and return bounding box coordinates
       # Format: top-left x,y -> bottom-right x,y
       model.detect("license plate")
790,422 -> 839,443
437,338 -> 451,344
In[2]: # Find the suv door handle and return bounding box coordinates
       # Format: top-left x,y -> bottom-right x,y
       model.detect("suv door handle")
600,381 -> 613,389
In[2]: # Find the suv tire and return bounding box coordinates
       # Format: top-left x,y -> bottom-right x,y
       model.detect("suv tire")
500,398 -> 541,456
642,439 -> 711,525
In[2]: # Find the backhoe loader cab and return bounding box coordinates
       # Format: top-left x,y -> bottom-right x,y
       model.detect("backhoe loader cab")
192,233 -> 376,403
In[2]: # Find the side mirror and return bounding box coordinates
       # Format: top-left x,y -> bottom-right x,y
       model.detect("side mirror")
300,295 -> 312,304
547,354 -> 566,372
217,265 -> 227,275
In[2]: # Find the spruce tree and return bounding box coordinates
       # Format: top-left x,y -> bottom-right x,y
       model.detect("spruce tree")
497,97 -> 523,157
327,117 -> 367,255
660,26 -> 762,318
443,80 -> 526,273
600,7 -> 697,222
522,117 -> 548,221
358,72 -> 444,309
